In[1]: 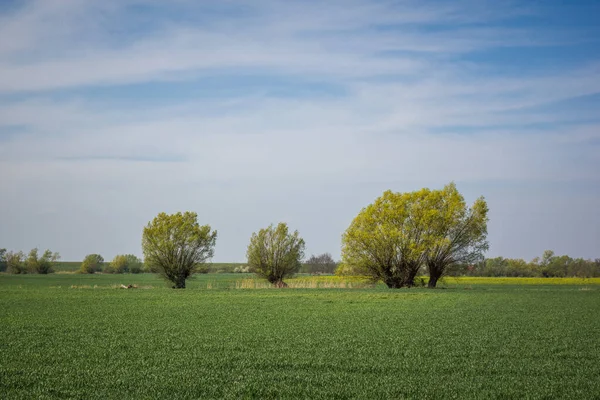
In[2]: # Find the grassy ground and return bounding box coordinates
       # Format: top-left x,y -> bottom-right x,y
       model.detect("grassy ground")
1,274 -> 599,399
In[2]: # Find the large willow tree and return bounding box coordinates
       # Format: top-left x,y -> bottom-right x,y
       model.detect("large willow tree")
341,189 -> 440,288
142,212 -> 217,289
342,183 -> 488,288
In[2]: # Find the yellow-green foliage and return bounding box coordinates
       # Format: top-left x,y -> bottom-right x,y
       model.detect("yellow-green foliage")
246,222 -> 305,285
106,254 -> 143,274
142,211 -> 217,288
79,254 -> 104,274
25,248 -> 60,274
424,183 -> 488,286
342,183 -> 488,288
334,262 -> 360,276
5,251 -> 26,274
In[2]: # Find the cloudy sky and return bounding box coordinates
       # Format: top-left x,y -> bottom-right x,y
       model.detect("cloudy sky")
0,0 -> 599,262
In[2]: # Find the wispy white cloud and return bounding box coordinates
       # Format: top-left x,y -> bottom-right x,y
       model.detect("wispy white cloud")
0,0 -> 563,92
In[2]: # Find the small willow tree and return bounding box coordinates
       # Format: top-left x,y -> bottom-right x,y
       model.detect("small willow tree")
247,223 -> 305,287
80,254 -> 104,274
142,212 -> 217,289
424,183 -> 489,288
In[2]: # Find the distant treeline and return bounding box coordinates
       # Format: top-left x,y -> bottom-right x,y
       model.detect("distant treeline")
1,248 -> 598,278
31,262 -> 333,274
447,250 -> 600,278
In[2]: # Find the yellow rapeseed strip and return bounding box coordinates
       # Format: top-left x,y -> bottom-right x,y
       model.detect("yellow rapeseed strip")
442,277 -> 600,285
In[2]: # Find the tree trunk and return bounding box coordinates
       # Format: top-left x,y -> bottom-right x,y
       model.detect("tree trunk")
383,275 -> 403,288
173,277 -> 186,289
274,280 -> 288,288
427,263 -> 442,288
403,269 -> 419,287
428,275 -> 439,288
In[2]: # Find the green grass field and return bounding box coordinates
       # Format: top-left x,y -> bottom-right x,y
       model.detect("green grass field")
1,274 -> 599,399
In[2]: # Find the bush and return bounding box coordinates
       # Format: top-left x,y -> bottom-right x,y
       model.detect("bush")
109,255 -> 127,274
80,254 -> 104,274
103,263 -> 116,274
128,257 -> 144,274
123,254 -> 143,274
106,254 -> 143,274
5,251 -> 26,274
25,248 -> 60,274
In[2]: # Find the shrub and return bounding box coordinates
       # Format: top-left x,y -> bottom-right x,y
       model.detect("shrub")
5,251 -> 26,274
80,254 -> 104,274
25,248 -> 60,274
103,263 -> 116,274
109,255 -> 127,274
127,255 -> 144,274
105,254 -> 143,274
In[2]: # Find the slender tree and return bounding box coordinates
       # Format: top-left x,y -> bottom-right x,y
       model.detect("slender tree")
142,212 -> 217,289
247,223 -> 305,287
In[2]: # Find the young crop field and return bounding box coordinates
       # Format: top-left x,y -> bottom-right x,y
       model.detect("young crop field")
1,274 -> 599,399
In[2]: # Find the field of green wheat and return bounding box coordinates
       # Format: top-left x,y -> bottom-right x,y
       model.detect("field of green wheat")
1,274 -> 599,399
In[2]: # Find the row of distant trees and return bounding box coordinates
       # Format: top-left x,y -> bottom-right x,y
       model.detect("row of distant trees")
451,251 -> 600,278
0,250 -> 145,275
0,248 -> 60,274
0,248 -> 336,275
337,250 -> 600,279
2,248 -> 596,279
78,254 -> 145,274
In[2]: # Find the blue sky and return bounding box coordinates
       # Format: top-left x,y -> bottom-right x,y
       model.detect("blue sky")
0,0 -> 599,262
